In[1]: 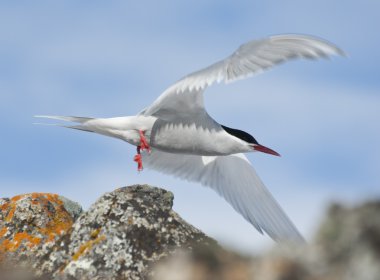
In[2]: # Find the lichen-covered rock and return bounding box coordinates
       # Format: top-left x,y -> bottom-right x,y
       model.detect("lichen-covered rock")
4,185 -> 378,280
34,185 -> 215,280
151,244 -> 254,280
0,193 -> 82,263
252,201 -> 380,280
312,201 -> 380,279
243,201 -> 380,280
149,200 -> 380,280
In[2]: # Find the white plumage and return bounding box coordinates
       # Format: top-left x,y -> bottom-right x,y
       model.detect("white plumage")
36,34 -> 343,243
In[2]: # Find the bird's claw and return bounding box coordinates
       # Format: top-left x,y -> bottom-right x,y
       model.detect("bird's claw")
134,130 -> 151,171
134,154 -> 143,172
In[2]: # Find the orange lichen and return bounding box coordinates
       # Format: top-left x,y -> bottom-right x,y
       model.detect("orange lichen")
36,194 -> 74,244
1,201 -> 10,212
0,193 -> 75,255
14,232 -> 41,249
0,227 -> 7,238
0,232 -> 42,252
0,240 -> 11,252
10,194 -> 24,202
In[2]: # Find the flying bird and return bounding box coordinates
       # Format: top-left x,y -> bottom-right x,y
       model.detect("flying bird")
36,34 -> 343,243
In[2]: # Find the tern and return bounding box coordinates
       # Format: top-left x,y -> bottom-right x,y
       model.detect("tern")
36,34 -> 343,243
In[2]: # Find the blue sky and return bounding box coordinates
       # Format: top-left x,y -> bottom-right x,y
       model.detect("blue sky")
1,1 -> 379,253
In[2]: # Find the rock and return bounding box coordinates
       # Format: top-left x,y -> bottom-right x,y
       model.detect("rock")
312,201 -> 380,279
244,201 -> 380,280
2,186 -> 379,280
33,185 -> 215,280
0,193 -> 82,263
151,244 -> 254,280
148,200 -> 380,280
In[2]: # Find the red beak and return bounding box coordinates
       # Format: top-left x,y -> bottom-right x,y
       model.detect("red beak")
252,144 -> 281,157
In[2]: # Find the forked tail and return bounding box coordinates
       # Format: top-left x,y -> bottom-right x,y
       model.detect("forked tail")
34,115 -> 95,132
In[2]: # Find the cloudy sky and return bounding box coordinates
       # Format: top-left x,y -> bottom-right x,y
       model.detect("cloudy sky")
1,1 -> 379,253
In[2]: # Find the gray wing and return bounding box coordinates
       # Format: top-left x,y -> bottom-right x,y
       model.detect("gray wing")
143,150 -> 305,243
143,34 -> 343,119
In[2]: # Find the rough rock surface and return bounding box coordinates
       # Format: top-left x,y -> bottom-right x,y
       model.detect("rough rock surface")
1,186 -> 379,280
312,201 -> 380,279
0,185 -> 215,280
36,185 -> 214,280
151,244 -> 255,280
150,200 -> 380,280
0,193 -> 82,263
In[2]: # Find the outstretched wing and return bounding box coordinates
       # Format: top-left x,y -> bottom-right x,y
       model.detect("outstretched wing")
143,34 -> 343,119
143,150 -> 305,243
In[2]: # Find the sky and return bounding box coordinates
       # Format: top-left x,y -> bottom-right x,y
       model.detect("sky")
1,1 -> 379,254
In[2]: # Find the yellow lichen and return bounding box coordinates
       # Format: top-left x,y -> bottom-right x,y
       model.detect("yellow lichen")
72,234 -> 106,261
90,228 -> 101,239
5,207 -> 16,222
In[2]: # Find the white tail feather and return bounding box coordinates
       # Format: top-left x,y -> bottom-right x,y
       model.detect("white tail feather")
34,115 -> 93,123
33,122 -> 94,133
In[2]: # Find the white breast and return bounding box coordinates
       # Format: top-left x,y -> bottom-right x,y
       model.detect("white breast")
150,119 -> 250,156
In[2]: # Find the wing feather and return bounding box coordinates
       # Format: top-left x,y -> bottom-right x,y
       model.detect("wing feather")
143,150 -> 305,243
143,34 -> 343,118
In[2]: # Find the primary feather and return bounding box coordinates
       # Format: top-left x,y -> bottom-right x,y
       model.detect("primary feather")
143,34 -> 343,119
143,151 -> 305,243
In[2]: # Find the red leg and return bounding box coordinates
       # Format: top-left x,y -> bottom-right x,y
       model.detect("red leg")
139,130 -> 151,153
133,131 -> 151,171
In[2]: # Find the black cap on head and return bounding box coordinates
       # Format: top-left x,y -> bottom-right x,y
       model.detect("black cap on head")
221,125 -> 258,145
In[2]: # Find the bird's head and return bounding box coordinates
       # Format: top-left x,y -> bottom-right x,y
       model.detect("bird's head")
221,125 -> 280,156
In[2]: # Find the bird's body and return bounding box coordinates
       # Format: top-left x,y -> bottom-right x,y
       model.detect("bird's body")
36,34 -> 343,243
56,114 -> 254,156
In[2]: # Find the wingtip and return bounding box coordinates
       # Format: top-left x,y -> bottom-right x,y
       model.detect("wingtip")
336,47 -> 348,58
328,44 -> 346,58
268,231 -> 307,246
270,33 -> 346,58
